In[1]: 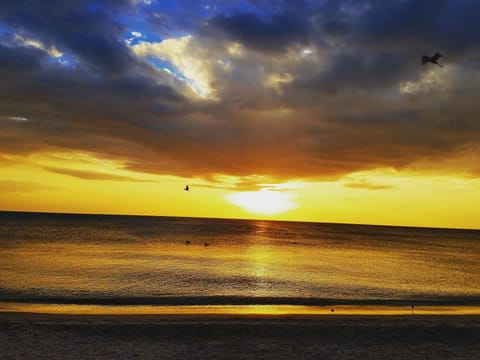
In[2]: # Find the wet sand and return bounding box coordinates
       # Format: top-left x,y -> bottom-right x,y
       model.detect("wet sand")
1,312 -> 480,359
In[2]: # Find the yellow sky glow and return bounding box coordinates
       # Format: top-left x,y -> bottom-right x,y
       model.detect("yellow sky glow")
1,152 -> 480,229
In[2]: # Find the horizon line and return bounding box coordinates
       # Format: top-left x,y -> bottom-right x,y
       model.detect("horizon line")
1,209 -> 479,232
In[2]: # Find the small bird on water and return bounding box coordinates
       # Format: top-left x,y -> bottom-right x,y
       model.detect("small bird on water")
184,185 -> 189,191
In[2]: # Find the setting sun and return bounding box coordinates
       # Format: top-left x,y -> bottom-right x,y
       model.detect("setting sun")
227,189 -> 297,215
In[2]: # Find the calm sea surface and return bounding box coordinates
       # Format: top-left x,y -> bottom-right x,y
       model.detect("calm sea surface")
1,212 -> 479,310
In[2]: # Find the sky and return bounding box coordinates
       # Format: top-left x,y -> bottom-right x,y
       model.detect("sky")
1,0 -> 480,229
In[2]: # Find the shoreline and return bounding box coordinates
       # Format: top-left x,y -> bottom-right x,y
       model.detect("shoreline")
3,310 -> 480,321
2,312 -> 480,359
2,310 -> 480,324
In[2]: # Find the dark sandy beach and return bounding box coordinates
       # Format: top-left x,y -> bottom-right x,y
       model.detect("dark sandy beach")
1,312 -> 480,359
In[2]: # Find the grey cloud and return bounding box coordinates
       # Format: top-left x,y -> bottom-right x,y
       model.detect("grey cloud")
208,11 -> 310,53
0,0 -> 136,72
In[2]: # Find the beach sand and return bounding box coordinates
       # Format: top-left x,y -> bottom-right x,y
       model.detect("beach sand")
1,312 -> 480,359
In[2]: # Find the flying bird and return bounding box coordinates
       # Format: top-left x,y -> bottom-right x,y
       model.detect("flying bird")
422,53 -> 444,67
184,185 -> 189,191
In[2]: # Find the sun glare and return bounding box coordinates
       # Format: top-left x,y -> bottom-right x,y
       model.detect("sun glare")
227,189 -> 297,215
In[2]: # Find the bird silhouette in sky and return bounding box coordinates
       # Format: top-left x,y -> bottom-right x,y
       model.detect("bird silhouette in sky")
422,53 -> 444,67
184,185 -> 189,191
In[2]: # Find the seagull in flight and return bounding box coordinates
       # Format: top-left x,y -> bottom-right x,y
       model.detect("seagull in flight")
184,185 -> 189,191
422,53 -> 444,67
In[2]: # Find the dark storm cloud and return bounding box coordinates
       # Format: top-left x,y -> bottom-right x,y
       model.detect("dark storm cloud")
0,43 -> 45,76
316,0 -> 480,58
208,11 -> 310,53
1,0 -> 480,182
301,51 -> 410,94
0,0 -> 137,73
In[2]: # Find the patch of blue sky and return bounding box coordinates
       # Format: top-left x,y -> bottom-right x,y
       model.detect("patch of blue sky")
117,9 -> 165,45
0,24 -> 15,46
122,31 -> 145,46
142,54 -> 208,96
87,2 -> 101,13
0,23 -> 10,34
144,55 -> 180,76
45,52 -> 78,68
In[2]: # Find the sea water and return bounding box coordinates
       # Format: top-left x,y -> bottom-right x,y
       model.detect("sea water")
1,212 -> 479,313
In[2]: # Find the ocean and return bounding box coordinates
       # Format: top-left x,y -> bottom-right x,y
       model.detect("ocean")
1,211 -> 479,313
